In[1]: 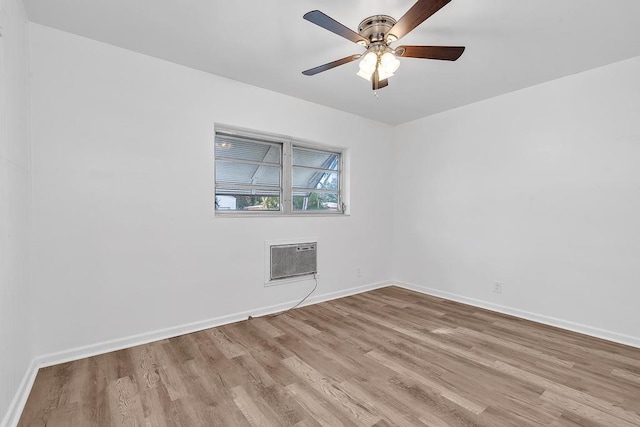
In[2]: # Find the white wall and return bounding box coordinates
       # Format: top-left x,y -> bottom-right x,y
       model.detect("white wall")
393,56 -> 640,344
29,23 -> 394,358
0,0 -> 32,423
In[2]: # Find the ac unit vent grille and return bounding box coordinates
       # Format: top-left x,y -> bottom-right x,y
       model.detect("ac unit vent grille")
270,242 -> 317,280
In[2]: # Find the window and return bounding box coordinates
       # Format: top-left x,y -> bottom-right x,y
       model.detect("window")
215,128 -> 344,215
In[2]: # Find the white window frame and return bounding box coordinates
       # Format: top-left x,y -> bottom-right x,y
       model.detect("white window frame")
214,126 -> 347,217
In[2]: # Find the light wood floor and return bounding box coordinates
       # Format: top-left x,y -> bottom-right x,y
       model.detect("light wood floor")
19,287 -> 640,426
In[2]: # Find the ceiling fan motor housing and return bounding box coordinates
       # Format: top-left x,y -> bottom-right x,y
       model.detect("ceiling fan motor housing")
358,15 -> 397,45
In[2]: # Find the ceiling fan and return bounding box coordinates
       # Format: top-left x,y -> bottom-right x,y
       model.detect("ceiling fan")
302,0 -> 465,90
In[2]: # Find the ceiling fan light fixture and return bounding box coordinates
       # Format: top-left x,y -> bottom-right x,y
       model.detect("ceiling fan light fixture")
356,70 -> 372,81
357,51 -> 378,80
357,50 -> 400,81
359,52 -> 377,70
377,69 -> 395,81
380,52 -> 400,74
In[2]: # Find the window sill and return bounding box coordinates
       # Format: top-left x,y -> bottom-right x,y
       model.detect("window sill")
214,211 -> 350,218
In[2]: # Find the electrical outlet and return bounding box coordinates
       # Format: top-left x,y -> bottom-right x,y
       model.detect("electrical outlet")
493,281 -> 503,294
356,267 -> 362,277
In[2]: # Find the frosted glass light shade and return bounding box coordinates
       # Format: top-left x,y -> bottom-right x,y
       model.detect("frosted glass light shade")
356,50 -> 400,82
358,51 -> 377,76
380,52 -> 400,74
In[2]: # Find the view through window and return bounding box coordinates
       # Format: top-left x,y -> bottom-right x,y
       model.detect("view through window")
215,129 -> 343,214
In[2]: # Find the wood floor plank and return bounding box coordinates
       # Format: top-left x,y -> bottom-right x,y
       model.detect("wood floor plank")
385,376 -> 482,426
338,379 -> 427,426
366,350 -> 487,415
106,375 -> 145,426
19,286 -> 640,426
231,384 -> 279,426
250,317 -> 285,338
209,328 -> 247,359
282,355 -> 382,425
612,367 -> 640,385
540,389 -> 638,427
286,382 -> 354,427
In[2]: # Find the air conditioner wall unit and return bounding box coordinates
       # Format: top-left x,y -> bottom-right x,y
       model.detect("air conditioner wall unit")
265,239 -> 318,286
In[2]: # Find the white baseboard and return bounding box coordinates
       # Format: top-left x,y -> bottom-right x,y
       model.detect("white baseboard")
36,280 -> 392,368
1,359 -> 39,427
394,281 -> 640,349
2,279 -> 392,427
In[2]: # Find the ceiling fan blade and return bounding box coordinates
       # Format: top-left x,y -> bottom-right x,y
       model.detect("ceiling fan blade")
304,10 -> 368,45
302,54 -> 362,76
395,45 -> 465,61
387,0 -> 451,42
378,78 -> 389,89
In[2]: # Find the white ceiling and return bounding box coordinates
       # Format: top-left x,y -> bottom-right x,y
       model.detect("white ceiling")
23,0 -> 640,125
